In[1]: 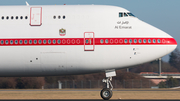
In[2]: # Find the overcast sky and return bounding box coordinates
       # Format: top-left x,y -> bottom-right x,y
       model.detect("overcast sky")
0,0 -> 179,62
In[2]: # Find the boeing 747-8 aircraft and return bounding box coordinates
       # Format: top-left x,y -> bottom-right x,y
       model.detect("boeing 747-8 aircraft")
0,4 -> 177,100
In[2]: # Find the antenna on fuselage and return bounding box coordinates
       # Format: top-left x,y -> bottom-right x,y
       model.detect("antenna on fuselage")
26,1 -> 30,6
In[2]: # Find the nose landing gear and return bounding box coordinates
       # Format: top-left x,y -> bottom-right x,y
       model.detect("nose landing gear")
100,77 -> 113,100
100,70 -> 116,100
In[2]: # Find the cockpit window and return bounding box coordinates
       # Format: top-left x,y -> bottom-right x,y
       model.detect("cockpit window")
119,13 -> 123,17
127,13 -> 136,17
124,13 -> 128,17
119,12 -> 136,17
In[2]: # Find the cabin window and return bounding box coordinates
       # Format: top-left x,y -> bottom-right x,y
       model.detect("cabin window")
58,16 -> 61,19
148,39 -> 151,43
53,16 -> 56,19
53,40 -> 56,44
143,39 -> 146,43
20,16 -> 23,19
16,16 -> 18,19
15,40 -> 18,44
2,16 -> 4,20
48,40 -> 51,44
134,39 -> 137,43
124,39 -> 127,43
19,40 -> 23,44
1,40 -> 4,44
29,40 -> 32,44
57,40 -> 61,44
105,39 -> 109,43
43,40 -> 47,44
11,16 -> 14,19
158,39 -> 161,43
24,40 -> 27,44
115,39 -> 118,43
39,40 -> 42,44
34,40 -> 37,44
86,39 -> 89,44
63,16 -> 66,19
139,39 -> 142,43
25,16 -> 28,19
6,16 -> 9,20
10,40 -> 13,44
5,40 -> 8,44
153,39 -> 156,43
129,39 -> 132,43
100,39 -> 104,44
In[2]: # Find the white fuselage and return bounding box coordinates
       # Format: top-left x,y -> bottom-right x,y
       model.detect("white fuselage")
0,5 -> 177,76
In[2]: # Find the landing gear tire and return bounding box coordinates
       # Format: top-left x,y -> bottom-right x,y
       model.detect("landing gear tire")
100,88 -> 113,100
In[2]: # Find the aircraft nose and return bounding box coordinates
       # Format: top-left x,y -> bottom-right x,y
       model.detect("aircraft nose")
166,37 -> 177,53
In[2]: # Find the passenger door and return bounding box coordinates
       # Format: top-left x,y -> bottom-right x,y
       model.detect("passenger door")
30,7 -> 42,26
84,32 -> 95,51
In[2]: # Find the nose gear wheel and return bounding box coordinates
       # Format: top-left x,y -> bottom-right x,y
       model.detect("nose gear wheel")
100,88 -> 113,100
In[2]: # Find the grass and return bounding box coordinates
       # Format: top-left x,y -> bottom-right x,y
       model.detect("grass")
0,89 -> 180,99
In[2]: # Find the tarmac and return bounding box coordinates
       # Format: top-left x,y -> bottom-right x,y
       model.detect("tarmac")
0,89 -> 179,91
0,100 -> 180,101
0,89 -> 179,101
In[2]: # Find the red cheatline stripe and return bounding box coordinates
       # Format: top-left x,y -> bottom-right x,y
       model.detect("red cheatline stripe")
95,38 -> 177,45
0,38 -> 176,46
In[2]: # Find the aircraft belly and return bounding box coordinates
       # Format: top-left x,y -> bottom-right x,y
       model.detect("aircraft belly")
0,45 -> 167,76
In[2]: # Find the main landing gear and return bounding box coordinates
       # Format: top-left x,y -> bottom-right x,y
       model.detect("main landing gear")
100,70 -> 116,100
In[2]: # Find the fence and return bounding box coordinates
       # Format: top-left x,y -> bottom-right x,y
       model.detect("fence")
44,79 -> 160,89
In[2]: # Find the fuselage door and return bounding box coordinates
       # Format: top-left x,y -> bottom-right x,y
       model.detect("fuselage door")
30,7 -> 42,26
84,32 -> 95,51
